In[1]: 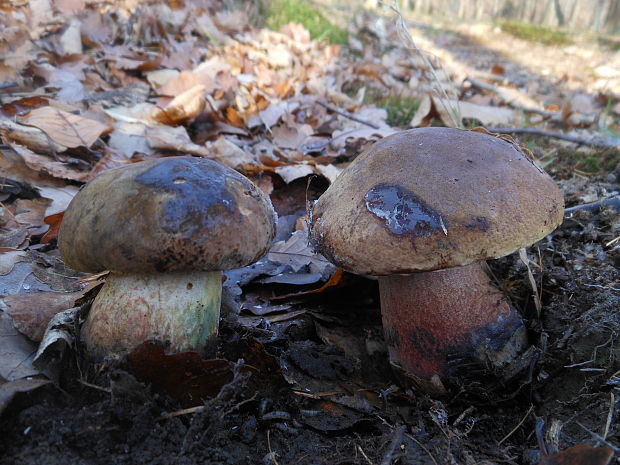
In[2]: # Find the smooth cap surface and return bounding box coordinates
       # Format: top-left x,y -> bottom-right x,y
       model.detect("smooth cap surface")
59,156 -> 276,273
310,128 -> 564,275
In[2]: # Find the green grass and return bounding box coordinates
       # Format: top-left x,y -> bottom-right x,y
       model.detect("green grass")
499,21 -> 573,46
560,147 -> 620,174
575,150 -> 620,173
598,36 -> 620,51
344,83 -> 420,127
265,0 -> 348,44
370,95 -> 420,127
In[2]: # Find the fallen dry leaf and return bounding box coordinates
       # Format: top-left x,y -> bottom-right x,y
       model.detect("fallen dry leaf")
208,136 -> 255,169
106,122 -> 151,157
151,84 -> 206,125
3,290 -> 87,342
272,123 -> 313,150
38,186 -> 78,215
40,212 -> 64,244
126,342 -> 234,406
33,307 -> 79,377
0,378 -> 51,416
0,250 -> 27,275
275,164 -> 314,183
225,106 -> 245,127
146,69 -> 181,91
539,444 -> 614,465
20,106 -> 109,148
268,230 -> 331,273
0,120 -> 68,154
59,18 -> 83,55
54,0 -> 85,15
411,95 -> 516,128
315,164 -> 342,183
8,143 -> 88,181
0,311 -> 39,381
145,125 -> 208,156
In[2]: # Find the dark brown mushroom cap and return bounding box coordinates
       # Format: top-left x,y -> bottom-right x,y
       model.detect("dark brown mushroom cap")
310,127 -> 564,275
59,156 -> 276,273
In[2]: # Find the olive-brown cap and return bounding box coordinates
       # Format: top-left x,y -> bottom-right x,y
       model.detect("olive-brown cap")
59,156 -> 276,273
310,128 -> 564,275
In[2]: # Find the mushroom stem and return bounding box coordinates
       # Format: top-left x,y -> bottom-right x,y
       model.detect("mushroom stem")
378,263 -> 526,393
82,270 -> 222,357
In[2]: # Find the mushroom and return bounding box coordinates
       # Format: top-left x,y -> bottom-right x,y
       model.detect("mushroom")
59,156 -> 276,357
310,128 -> 564,393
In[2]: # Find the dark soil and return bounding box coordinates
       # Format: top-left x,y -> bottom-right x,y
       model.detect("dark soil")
1,5 -> 619,462
1,158 -> 619,465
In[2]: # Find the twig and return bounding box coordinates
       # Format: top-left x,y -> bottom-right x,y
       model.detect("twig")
318,101 -> 380,129
381,425 -> 406,465
266,429 -> 281,465
534,416 -> 548,456
158,405 -> 205,419
604,392 -> 614,439
376,414 -> 438,465
465,77 -> 556,118
575,421 -> 620,453
405,433 -> 439,465
498,405 -> 533,445
466,77 -> 598,127
487,127 -> 620,149
565,195 -> 620,214
357,445 -> 375,465
78,379 -> 112,393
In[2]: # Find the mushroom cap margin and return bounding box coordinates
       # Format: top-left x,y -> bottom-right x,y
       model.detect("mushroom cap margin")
59,156 -> 276,273
310,127 -> 564,275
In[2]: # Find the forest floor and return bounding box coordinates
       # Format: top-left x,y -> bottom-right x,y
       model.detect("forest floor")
0,1 -> 619,464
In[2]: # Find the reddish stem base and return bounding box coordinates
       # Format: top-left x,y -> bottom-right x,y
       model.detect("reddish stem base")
379,263 -> 526,394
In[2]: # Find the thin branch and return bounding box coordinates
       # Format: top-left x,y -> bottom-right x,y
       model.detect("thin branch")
0,81 -> 18,90
487,127 -> 620,149
318,101 -> 380,129
405,432 -> 439,465
575,421 -> 620,453
565,195 -> 620,214
465,77 -> 556,118
466,77 -> 598,127
498,405 -> 533,446
381,425 -> 406,465
604,392 -> 615,440
357,445 -> 375,465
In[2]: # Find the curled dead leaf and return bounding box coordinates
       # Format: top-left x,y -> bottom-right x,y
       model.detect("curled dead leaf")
151,84 -> 206,125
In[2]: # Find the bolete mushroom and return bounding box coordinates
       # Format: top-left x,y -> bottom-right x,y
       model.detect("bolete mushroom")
59,156 -> 276,357
310,128 -> 564,393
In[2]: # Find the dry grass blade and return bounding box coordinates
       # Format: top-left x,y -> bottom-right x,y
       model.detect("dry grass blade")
383,1 -> 461,127
518,248 -> 542,317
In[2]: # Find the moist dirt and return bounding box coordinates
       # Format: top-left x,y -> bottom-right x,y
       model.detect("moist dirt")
1,11 -> 620,465
1,163 -> 618,464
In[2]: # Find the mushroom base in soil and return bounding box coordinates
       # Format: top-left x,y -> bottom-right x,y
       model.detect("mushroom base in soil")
379,263 -> 527,395
310,127 -> 565,394
58,156 -> 276,358
82,271 -> 222,357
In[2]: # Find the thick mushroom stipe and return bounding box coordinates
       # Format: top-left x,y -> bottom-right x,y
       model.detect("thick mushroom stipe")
83,271 -> 222,357
379,263 -> 526,394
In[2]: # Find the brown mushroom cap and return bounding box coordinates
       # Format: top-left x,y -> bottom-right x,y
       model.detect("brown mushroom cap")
311,127 -> 564,275
59,156 -> 276,273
